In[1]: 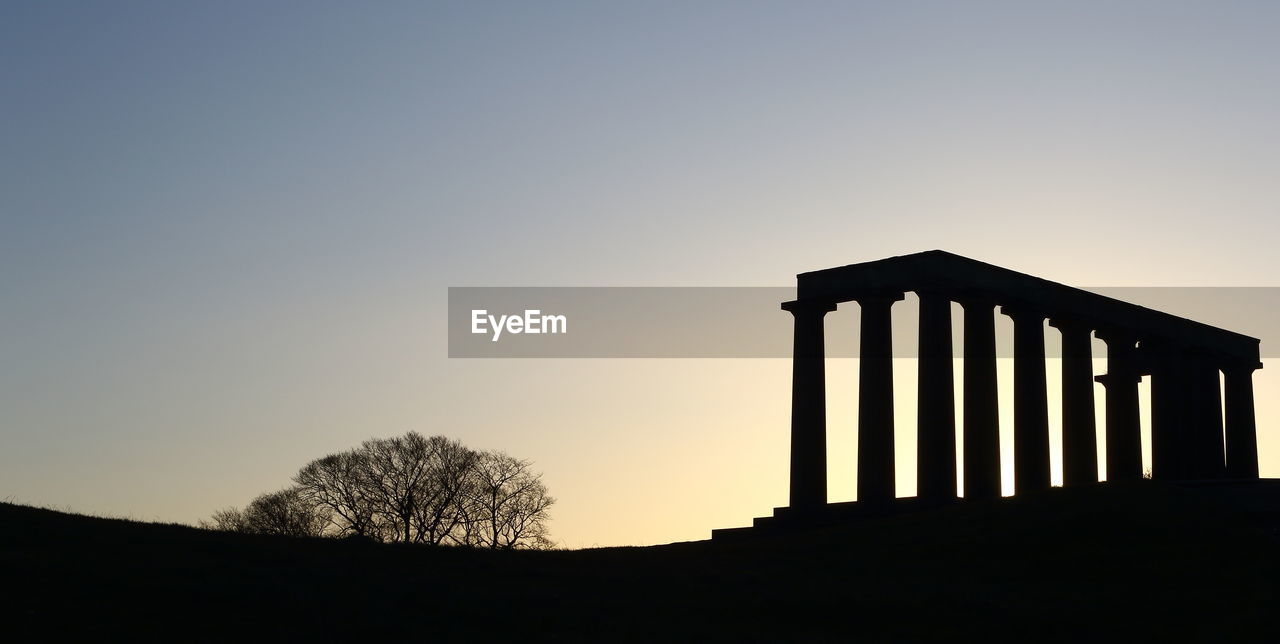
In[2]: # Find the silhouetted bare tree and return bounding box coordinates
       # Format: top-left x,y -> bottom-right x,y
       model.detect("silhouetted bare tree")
409,435 -> 478,545
205,433 -> 555,548
201,487 -> 329,538
294,449 -> 379,538
203,507 -> 248,532
361,432 -> 436,543
463,450 -> 555,549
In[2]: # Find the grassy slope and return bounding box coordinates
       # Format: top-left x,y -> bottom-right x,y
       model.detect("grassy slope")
2,481 -> 1278,641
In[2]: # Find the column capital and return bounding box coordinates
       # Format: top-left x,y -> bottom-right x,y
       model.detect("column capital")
1221,358 -> 1264,374
1048,317 -> 1094,334
781,299 -> 837,315
955,291 -> 999,309
1094,326 -> 1140,347
852,290 -> 905,307
1000,303 -> 1047,323
1094,372 -> 1141,386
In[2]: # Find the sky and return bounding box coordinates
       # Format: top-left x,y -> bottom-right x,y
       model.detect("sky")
3,1 -> 1279,547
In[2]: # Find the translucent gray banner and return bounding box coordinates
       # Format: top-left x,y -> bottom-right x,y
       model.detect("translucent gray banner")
448,287 -> 1278,358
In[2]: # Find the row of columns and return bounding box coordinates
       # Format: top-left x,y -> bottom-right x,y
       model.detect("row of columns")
784,292 -> 1261,509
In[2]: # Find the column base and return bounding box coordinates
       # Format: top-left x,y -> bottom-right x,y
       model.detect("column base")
711,497 -> 958,542
711,479 -> 1280,542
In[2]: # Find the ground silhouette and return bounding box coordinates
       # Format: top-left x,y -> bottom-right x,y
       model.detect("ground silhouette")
4,480 -> 1278,641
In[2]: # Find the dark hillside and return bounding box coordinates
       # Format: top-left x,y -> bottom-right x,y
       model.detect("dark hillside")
3,480 -> 1278,641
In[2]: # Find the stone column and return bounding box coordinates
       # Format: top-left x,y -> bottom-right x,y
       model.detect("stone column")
1187,353 -> 1225,480
856,292 -> 904,503
1148,340 -> 1190,480
1051,318 -> 1098,487
1223,361 -> 1261,479
960,295 -> 1001,500
783,299 -> 837,509
917,290 -> 957,502
1095,330 -> 1143,482
1002,305 -> 1050,495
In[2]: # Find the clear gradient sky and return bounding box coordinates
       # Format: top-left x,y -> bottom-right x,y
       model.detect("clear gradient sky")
4,1 -> 1279,547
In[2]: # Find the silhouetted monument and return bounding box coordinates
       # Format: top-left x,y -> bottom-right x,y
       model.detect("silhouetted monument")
715,251 -> 1262,540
